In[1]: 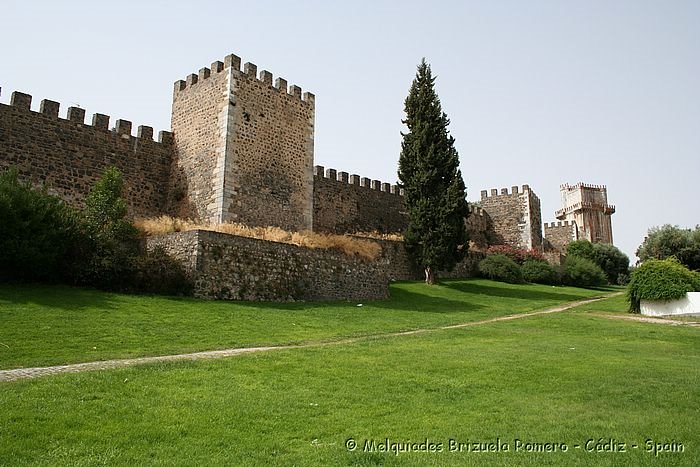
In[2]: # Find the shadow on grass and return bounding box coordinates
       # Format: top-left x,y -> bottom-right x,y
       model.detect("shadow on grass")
0,283 -> 120,312
442,280 -> 591,302
237,280 -> 487,314
370,285 -> 487,313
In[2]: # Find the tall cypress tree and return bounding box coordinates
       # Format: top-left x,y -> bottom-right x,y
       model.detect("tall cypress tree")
398,59 -> 469,284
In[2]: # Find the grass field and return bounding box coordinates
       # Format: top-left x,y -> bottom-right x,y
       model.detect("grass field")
1,281 -> 698,466
0,280 -> 610,369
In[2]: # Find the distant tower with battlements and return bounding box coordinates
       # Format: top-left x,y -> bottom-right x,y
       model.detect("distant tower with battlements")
556,183 -> 615,244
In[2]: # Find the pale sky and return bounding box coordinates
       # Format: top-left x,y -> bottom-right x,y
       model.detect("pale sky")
2,0 -> 698,261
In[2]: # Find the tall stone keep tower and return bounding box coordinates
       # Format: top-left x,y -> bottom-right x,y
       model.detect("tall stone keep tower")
171,53 -> 315,231
556,183 -> 615,244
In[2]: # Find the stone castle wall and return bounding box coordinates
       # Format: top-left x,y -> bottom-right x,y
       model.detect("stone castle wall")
0,92 -> 173,218
147,230 -> 389,301
313,166 -> 407,234
544,220 -> 578,253
0,49 -> 599,301
170,60 -> 231,221
466,205 -> 495,249
478,185 -> 543,251
528,188 -> 543,250
147,230 -> 483,301
171,54 -> 315,230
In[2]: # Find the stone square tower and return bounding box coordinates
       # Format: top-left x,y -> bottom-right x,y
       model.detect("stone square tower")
556,183 -> 615,244
170,54 -> 315,231
478,185 -> 543,251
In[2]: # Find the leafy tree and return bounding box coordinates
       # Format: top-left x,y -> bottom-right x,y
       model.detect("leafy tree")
80,167 -> 139,289
84,167 -> 138,243
0,167 -> 83,282
592,243 -> 630,285
636,224 -> 700,271
566,240 -> 596,262
398,59 -> 469,284
566,239 -> 629,284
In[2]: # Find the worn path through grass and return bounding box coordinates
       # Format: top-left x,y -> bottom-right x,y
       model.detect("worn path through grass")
0,295 -> 614,382
0,279 -> 615,369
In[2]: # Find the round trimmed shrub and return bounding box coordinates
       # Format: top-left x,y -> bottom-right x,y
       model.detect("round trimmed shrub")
562,256 -> 606,288
522,259 -> 559,285
627,258 -> 700,313
479,254 -> 523,284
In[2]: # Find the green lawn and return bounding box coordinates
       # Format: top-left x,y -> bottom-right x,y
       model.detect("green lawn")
570,292 -> 630,314
0,280 -> 611,369
0,298 -> 697,466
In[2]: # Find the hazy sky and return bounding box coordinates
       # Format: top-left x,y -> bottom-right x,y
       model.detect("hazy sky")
2,0 -> 698,260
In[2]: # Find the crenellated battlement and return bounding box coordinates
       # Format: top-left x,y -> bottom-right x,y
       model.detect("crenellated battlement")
314,165 -> 403,196
556,181 -> 615,244
480,185 -> 532,200
476,183 -> 542,250
560,182 -> 607,191
543,219 -> 578,254
556,202 -> 616,218
2,91 -> 173,144
545,220 -> 575,229
173,53 -> 315,104
468,205 -> 488,217
0,89 -> 174,219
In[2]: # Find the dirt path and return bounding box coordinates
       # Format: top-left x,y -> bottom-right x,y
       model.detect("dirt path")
589,313 -> 700,327
0,294 -> 620,382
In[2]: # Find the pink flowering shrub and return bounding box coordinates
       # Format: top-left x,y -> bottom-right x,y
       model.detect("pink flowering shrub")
486,245 -> 545,265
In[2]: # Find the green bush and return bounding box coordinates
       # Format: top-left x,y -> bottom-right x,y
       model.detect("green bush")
627,258 -> 700,313
566,240 -> 596,262
479,254 -> 523,284
0,168 -> 84,282
562,256 -> 607,288
566,239 -> 629,284
521,259 -> 559,285
0,166 -> 192,297
79,167 -> 140,290
592,243 -> 630,285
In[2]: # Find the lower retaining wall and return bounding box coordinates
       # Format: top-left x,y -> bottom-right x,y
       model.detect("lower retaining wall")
146,231 -> 483,302
147,230 -> 389,301
641,292 -> 700,317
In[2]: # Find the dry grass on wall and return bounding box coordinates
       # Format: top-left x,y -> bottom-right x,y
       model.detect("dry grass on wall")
134,216 -> 382,260
351,231 -> 404,242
